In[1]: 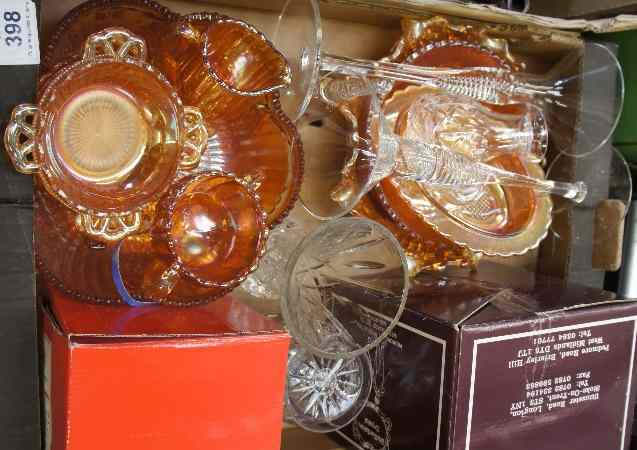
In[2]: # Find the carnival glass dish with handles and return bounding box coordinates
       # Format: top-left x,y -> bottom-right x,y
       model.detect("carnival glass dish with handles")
41,1 -> 304,229
112,172 -> 269,305
4,27 -> 207,242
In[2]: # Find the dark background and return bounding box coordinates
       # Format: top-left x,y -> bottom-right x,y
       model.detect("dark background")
0,1 -> 40,448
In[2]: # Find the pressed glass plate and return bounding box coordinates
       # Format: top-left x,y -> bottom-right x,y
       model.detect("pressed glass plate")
373,32 -> 552,256
35,182 -> 236,306
41,0 -> 177,75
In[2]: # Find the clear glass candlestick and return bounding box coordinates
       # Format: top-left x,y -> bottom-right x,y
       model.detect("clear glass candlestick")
542,146 -> 632,275
546,146 -> 632,220
299,84 -> 586,221
272,0 -> 623,158
392,137 -> 587,202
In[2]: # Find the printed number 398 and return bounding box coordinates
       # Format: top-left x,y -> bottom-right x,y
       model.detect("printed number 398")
4,11 -> 22,47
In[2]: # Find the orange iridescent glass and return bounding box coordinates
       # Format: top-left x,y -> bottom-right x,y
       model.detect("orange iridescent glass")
165,174 -> 267,285
42,2 -> 302,228
352,195 -> 477,273
339,87 -> 475,270
201,19 -> 291,95
35,172 -> 269,306
154,13 -> 301,226
41,0 -> 178,75
369,18 -> 551,257
32,1 -> 303,305
5,28 -> 207,242
119,172 -> 268,301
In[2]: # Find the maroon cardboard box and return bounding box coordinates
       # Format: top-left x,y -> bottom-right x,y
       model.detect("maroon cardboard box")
330,263 -> 637,450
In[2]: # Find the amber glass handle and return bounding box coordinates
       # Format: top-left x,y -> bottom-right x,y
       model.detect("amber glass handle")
82,27 -> 147,63
77,210 -> 142,242
4,104 -> 40,174
179,107 -> 207,170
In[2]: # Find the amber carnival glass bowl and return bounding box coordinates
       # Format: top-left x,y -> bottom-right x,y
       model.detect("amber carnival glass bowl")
36,172 -> 269,306
113,172 -> 269,304
31,2 -> 304,305
5,27 -> 207,242
155,12 -> 302,227
40,2 -> 303,229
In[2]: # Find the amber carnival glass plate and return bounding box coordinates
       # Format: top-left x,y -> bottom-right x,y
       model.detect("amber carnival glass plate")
352,195 -> 477,274
310,88 -> 477,272
372,18 -> 552,257
41,0 -> 178,75
35,1 -> 303,304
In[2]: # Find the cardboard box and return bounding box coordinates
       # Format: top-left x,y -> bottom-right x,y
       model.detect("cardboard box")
531,0 -> 637,19
23,2 -> 637,450
328,263 -> 637,450
608,29 -> 637,165
38,283 -> 290,450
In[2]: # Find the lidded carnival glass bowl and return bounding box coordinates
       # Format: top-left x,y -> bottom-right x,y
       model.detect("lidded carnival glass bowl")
4,27 -> 207,241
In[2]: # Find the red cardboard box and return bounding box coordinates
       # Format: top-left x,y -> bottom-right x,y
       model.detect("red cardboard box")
39,283 -> 289,450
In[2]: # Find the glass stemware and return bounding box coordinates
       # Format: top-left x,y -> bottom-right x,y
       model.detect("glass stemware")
286,337 -> 373,433
272,0 -> 623,159
389,138 -> 587,202
243,216 -> 410,360
244,217 -> 407,431
300,84 -> 586,221
400,93 -> 548,162
539,147 -> 632,279
280,217 -> 410,360
546,146 -> 632,220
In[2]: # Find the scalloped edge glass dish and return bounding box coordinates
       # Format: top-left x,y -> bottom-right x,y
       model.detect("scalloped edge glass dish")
35,0 -> 304,304
372,28 -> 552,257
41,0 -> 304,228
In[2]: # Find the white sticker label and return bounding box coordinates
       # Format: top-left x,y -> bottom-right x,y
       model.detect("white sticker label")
42,334 -> 52,450
0,0 -> 39,65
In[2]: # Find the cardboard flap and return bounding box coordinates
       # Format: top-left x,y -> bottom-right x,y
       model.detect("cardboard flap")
401,263 -> 637,326
174,0 -> 637,33
456,264 -> 637,325
405,272 -> 500,325
319,0 -> 637,32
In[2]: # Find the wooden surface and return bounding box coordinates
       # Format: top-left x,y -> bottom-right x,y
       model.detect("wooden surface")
281,426 -> 345,450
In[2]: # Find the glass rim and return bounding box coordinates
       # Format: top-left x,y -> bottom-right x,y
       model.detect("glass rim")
280,216 -> 409,360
